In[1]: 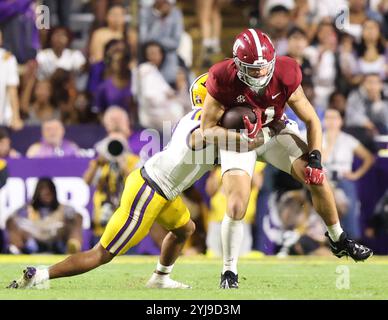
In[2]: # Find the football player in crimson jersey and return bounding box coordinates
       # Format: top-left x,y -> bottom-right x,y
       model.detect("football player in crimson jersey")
200,28 -> 373,289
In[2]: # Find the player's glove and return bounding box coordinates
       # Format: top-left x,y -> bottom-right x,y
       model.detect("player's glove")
304,150 -> 324,185
242,108 -> 262,142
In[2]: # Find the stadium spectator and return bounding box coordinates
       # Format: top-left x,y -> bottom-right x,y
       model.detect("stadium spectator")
338,32 -> 359,93
0,30 -> 24,131
91,0 -> 128,29
89,4 -> 127,64
102,106 -> 160,161
305,20 -> 339,108
264,5 -> 292,56
42,0 -> 73,27
342,0 -> 383,42
87,38 -> 127,94
289,0 -> 318,41
196,0 -> 229,67
49,69 -> 79,125
286,26 -> 313,84
139,0 -> 184,86
345,73 -> 388,135
73,92 -> 98,124
84,125 -> 139,246
26,119 -> 80,158
366,189 -> 388,239
323,108 -> 375,239
136,41 -> 185,132
36,26 -> 86,81
0,0 -> 39,64
92,46 -> 135,118
21,78 -> 60,125
355,19 -> 387,80
274,190 -> 331,257
5,177 -> 83,254
0,128 -> 21,158
378,0 -> 388,39
328,91 -> 347,117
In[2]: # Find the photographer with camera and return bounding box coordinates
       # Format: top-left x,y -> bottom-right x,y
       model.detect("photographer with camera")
84,121 -> 139,246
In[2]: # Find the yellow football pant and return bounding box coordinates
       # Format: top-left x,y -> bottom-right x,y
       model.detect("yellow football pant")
100,169 -> 190,255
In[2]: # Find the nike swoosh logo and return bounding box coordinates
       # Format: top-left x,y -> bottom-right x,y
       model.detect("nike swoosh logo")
272,92 -> 281,99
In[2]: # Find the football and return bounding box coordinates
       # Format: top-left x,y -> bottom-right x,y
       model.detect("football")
219,106 -> 257,130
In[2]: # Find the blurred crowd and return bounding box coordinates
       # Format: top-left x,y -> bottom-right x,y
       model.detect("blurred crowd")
0,0 -> 387,256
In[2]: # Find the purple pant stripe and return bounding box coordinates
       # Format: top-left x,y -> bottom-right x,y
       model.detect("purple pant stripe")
113,189 -> 155,255
191,109 -> 201,120
106,182 -> 147,251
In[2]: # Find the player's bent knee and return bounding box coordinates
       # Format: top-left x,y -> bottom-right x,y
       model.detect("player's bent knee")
172,220 -> 196,242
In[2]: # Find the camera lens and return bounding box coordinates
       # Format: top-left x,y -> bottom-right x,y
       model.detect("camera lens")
107,140 -> 124,156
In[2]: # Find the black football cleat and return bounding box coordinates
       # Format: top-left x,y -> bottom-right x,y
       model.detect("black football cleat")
325,232 -> 373,262
220,271 -> 239,289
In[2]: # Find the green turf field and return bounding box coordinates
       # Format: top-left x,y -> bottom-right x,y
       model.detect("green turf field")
1,254 -> 388,300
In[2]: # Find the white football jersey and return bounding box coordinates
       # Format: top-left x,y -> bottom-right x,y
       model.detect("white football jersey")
144,109 -> 217,200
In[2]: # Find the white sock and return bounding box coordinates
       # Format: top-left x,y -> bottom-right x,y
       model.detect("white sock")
202,38 -> 213,49
156,260 -> 174,275
327,222 -> 343,242
37,268 -> 50,282
221,215 -> 243,274
211,38 -> 221,52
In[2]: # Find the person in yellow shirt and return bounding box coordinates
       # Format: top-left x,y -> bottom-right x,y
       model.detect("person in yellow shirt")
205,162 -> 265,257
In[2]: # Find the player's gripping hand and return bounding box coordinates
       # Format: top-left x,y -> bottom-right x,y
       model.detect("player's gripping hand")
304,150 -> 324,185
242,108 -> 262,141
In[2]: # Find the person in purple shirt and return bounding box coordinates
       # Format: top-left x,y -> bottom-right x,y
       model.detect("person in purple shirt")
0,0 -> 40,64
92,46 -> 135,121
25,118 -> 80,158
87,39 -> 127,94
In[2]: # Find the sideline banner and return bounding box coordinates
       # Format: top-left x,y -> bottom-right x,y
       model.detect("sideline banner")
0,158 -> 92,232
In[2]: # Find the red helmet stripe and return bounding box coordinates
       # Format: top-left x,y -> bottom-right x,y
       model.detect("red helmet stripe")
248,29 -> 262,59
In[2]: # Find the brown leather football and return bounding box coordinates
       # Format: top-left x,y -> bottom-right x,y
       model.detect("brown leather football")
219,106 -> 257,130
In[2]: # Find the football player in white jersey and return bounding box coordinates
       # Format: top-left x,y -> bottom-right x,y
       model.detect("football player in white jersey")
7,108 -> 218,290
